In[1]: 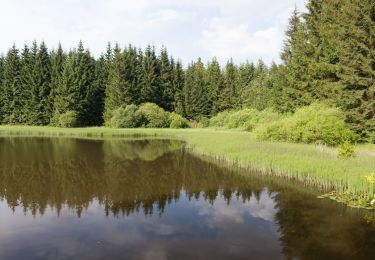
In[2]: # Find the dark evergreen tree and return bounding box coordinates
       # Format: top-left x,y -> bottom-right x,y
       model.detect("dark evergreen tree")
279,0 -> 375,141
30,41 -> 52,125
277,7 -> 313,113
104,44 -> 121,122
53,51 -> 78,122
243,60 -> 272,110
19,44 -> 34,124
104,44 -> 139,123
220,59 -> 238,111
237,62 -> 255,109
139,45 -> 160,105
123,45 -> 141,105
206,58 -> 223,115
1,45 -> 21,124
85,55 -> 106,126
49,43 -> 66,125
53,42 -> 95,125
159,47 -> 174,111
172,59 -> 185,115
0,55 -> 5,122
184,58 -> 210,119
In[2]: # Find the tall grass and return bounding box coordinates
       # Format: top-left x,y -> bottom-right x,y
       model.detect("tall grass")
0,125 -> 374,207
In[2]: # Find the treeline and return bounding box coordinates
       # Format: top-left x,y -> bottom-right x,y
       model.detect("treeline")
0,0 -> 373,141
0,41 -> 270,127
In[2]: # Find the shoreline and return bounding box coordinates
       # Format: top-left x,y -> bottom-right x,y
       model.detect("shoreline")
1,125 -> 374,209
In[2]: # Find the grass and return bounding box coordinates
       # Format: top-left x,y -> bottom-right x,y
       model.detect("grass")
1,125 -> 375,208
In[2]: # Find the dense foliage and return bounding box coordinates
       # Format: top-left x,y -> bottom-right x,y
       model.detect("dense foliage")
0,0 -> 373,143
276,0 -> 375,142
254,103 -> 355,146
107,103 -> 187,129
209,108 -> 280,131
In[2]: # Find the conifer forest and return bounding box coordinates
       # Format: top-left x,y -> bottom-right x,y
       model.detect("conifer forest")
0,0 -> 373,143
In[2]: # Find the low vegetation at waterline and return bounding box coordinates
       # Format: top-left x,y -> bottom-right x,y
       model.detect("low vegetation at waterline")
104,102 -> 357,147
209,103 -> 356,146
1,125 -> 374,209
107,103 -> 188,129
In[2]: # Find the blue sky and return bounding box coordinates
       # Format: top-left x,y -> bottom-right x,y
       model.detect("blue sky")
0,0 -> 307,65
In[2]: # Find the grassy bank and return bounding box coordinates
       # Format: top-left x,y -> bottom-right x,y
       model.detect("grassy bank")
1,125 -> 374,208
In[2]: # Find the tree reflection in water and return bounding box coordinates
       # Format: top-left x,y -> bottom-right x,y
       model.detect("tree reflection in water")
1,137 -> 375,259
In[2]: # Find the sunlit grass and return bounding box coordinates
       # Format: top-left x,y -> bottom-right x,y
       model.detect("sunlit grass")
1,125 -> 374,206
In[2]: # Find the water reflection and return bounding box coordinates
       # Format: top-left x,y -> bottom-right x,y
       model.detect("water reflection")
0,137 -> 375,259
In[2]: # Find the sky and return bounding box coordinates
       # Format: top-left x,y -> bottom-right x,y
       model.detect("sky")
0,0 -> 307,65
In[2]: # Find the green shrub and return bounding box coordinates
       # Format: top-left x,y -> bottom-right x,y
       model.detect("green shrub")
209,111 -> 231,127
138,103 -> 171,128
108,105 -> 144,128
188,120 -> 203,128
57,111 -> 78,128
169,113 -> 188,128
209,108 -> 281,131
337,141 -> 356,158
254,103 -> 356,146
226,109 -> 258,129
198,116 -> 210,128
242,109 -> 281,131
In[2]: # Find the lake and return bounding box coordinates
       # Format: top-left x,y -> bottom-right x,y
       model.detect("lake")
0,137 -> 375,259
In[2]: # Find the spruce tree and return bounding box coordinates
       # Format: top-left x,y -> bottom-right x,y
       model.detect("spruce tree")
123,45 -> 141,105
0,55 -> 5,122
320,0 -> 375,141
237,62 -> 255,109
91,55 -> 108,125
243,60 -> 271,110
104,45 -> 137,123
281,0 -> 375,140
19,44 -> 34,124
172,59 -> 185,115
53,51 -> 77,123
85,54 -> 105,126
206,58 -> 223,115
139,45 -> 160,105
53,42 -> 95,125
159,47 -> 174,111
1,45 -> 21,124
49,43 -> 66,125
278,7 -> 313,113
184,58 -> 210,119
30,41 -> 52,125
220,59 -> 238,111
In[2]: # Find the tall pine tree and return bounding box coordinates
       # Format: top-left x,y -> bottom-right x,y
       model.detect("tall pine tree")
1,45 -> 21,124
30,41 -> 52,125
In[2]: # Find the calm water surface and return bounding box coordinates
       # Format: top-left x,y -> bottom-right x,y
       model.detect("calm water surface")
1,137 -> 375,260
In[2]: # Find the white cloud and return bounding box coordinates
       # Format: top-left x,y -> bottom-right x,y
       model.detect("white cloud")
0,0 -> 308,64
197,189 -> 279,228
200,18 -> 283,64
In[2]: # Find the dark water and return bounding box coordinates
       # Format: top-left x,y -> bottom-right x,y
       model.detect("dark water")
1,138 -> 375,260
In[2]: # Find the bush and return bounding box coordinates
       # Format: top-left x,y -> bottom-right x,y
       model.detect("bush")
337,141 -> 356,158
169,113 -> 188,128
198,116 -> 210,128
242,109 -> 281,131
57,111 -> 78,128
226,109 -> 258,129
209,111 -> 231,127
108,105 -> 144,128
138,103 -> 171,128
209,108 -> 281,131
254,103 -> 356,146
